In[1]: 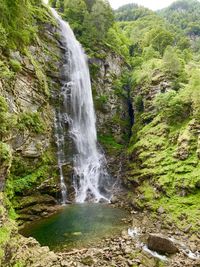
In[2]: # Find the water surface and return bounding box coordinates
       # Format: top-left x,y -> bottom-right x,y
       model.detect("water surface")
21,204 -> 128,251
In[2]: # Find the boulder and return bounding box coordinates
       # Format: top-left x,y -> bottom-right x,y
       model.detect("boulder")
147,234 -> 179,254
110,195 -> 118,204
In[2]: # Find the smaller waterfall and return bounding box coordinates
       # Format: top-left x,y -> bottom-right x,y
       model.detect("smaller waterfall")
51,9 -> 112,203
54,112 -> 67,204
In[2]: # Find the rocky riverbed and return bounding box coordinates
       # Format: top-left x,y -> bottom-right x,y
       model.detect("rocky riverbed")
55,210 -> 200,267
8,206 -> 199,267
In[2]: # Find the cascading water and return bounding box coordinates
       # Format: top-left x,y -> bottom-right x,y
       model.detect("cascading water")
50,8 -> 111,203
54,112 -> 67,205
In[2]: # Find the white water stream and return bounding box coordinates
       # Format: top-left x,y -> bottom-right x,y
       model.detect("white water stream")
128,228 -> 200,262
49,6 -> 111,203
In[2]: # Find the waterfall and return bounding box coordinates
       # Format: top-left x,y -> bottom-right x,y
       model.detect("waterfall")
50,8 -> 111,203
54,112 -> 67,205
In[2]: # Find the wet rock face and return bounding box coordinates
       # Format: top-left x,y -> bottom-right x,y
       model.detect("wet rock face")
147,234 -> 179,255
90,53 -> 130,140
89,52 -> 131,182
0,18 -> 68,223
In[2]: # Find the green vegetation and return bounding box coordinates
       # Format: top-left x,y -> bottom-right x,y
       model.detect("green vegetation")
18,112 -> 46,134
112,1 -> 200,231
11,165 -> 49,194
0,1 -> 200,263
0,0 -> 55,50
0,96 -> 17,138
136,181 -> 200,230
0,193 -> 17,266
158,0 -> 200,53
98,134 -> 124,153
155,91 -> 190,124
25,49 -> 49,96
0,142 -> 12,166
51,0 -> 130,60
9,59 -> 22,72
0,61 -> 14,80
6,149 -> 57,199
51,0 -> 113,51
115,3 -> 154,22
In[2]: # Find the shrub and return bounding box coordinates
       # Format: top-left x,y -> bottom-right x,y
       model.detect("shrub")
155,90 -> 191,124
162,46 -> 185,79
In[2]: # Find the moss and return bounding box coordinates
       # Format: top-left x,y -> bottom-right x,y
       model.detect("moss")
129,110 -> 200,230
128,114 -> 200,188
0,142 -> 12,165
0,96 -> 17,138
24,49 -> 49,96
17,112 -> 46,134
0,24 -> 7,48
152,192 -> 200,230
6,148 -> 57,203
98,134 -> 124,152
139,182 -> 157,201
32,5 -> 57,25
134,180 -> 200,230
13,262 -> 25,267
0,194 -> 19,266
89,63 -> 100,79
0,226 -> 10,246
9,59 -> 22,72
94,94 -> 108,113
0,60 -> 14,80
0,194 -> 16,253
134,95 -> 144,113
0,96 -> 8,113
112,114 -> 130,129
12,165 -> 49,194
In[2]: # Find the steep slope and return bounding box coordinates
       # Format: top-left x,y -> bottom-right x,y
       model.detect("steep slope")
0,2 -> 70,264
0,0 -> 199,266
159,0 -> 200,36
115,3 -> 200,231
50,0 -> 133,182
159,0 -> 200,51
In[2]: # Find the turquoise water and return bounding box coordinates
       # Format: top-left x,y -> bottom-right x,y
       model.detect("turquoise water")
21,204 -> 128,251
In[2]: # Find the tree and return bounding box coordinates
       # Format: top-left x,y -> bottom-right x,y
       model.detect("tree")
115,4 -> 153,22
63,0 -> 88,35
186,70 -> 200,121
56,0 -> 64,12
84,0 -> 96,11
49,0 -> 57,7
88,0 -> 114,40
143,27 -> 174,55
106,24 -> 130,59
142,46 -> 160,60
163,46 -> 184,78
0,0 -> 34,48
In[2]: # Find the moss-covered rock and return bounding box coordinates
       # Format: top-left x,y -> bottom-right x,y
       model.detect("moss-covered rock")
127,61 -> 200,232
0,3 -> 66,226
